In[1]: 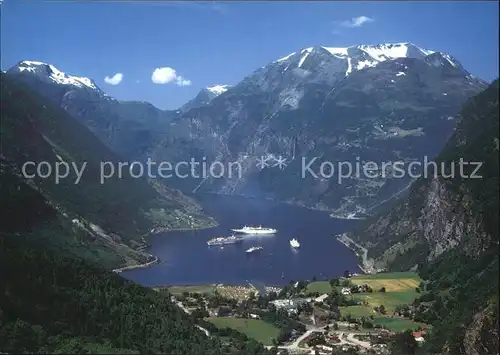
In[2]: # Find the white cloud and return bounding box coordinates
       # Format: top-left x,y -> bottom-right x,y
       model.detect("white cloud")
175,76 -> 192,87
152,67 -> 177,84
340,16 -> 374,28
151,67 -> 191,86
104,73 -> 123,85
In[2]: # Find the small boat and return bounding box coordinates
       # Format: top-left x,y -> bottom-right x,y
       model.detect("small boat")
246,246 -> 263,253
290,238 -> 300,248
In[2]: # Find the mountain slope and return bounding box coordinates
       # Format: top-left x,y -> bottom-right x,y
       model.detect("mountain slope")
0,174 -> 267,354
347,80 -> 499,354
0,74 -> 215,267
180,85 -> 233,113
152,43 -> 486,215
6,61 -> 173,160
7,44 -> 488,216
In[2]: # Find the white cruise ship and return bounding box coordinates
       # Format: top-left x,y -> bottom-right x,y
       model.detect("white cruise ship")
289,238 -> 300,248
231,225 -> 277,235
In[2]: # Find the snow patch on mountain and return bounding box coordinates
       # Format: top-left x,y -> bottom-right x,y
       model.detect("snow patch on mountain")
276,52 -> 296,62
298,48 -> 313,68
358,43 -> 434,61
272,42 -> 459,78
206,84 -> 231,96
356,59 -> 378,71
14,61 -> 98,90
322,47 -> 349,57
442,54 -> 458,68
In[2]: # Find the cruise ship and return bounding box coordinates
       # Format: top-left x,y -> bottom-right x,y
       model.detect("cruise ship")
245,246 -> 263,253
207,235 -> 244,246
231,225 -> 277,235
289,238 -> 300,248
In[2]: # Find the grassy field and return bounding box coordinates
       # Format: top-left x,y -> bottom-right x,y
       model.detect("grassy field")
351,291 -> 420,313
207,317 -> 280,345
164,285 -> 216,295
306,281 -> 333,294
339,305 -> 376,318
306,272 -> 420,294
353,272 -> 420,280
350,272 -> 420,292
373,317 -> 426,332
338,272 -> 424,331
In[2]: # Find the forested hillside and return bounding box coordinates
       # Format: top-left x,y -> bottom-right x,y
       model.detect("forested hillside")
1,74 -> 215,267
0,165 -> 269,354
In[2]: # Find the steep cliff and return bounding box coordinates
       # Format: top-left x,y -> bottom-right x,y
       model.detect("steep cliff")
348,80 -> 499,354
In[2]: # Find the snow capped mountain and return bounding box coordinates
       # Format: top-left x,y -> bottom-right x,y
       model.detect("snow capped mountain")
11,61 -> 100,91
4,42 -> 487,218
179,84 -> 233,112
153,42 -> 487,217
273,42 -> 463,77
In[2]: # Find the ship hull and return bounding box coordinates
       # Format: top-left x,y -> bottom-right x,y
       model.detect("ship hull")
207,236 -> 244,246
207,240 -> 243,246
246,248 -> 263,253
231,229 -> 277,234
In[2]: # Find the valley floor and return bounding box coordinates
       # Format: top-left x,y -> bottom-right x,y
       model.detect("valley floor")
158,271 -> 429,353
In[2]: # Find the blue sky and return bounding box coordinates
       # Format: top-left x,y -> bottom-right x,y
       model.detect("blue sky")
2,1 -> 498,110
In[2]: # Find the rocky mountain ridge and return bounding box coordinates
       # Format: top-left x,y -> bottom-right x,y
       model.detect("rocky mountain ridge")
6,43 -> 488,216
180,84 -> 233,113
153,43 -> 487,215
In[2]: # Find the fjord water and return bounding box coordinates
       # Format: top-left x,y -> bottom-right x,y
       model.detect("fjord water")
122,194 -> 361,287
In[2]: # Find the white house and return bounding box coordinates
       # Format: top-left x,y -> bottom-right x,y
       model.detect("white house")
341,287 -> 351,295
314,294 -> 328,303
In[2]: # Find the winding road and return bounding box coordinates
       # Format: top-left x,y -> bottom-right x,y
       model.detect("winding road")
264,321 -> 373,352
172,294 -> 373,349
172,297 -> 212,337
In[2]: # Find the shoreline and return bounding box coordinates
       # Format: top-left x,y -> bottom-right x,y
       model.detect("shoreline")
201,191 -> 367,219
335,233 -> 376,274
150,221 -> 219,235
115,221 -> 219,273
113,255 -> 160,273
329,214 -> 368,220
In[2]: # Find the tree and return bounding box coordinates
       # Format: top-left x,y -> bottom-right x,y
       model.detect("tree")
390,330 -> 418,355
329,278 -> 340,288
379,305 -> 386,315
363,320 -> 374,329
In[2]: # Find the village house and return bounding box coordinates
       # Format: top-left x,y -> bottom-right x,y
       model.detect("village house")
412,330 -> 427,342
341,287 -> 352,295
271,297 -> 311,314
315,344 -> 334,352
314,293 -> 329,303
